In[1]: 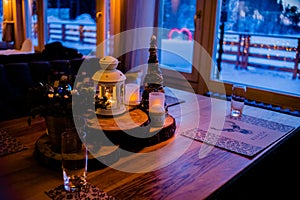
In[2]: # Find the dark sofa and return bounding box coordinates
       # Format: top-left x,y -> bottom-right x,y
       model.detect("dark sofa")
0,43 -> 100,121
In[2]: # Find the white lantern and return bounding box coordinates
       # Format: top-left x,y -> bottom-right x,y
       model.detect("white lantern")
92,56 -> 126,116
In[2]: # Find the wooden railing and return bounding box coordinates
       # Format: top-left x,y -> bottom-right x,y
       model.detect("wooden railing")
47,22 -> 96,44
220,32 -> 300,79
46,23 -> 300,79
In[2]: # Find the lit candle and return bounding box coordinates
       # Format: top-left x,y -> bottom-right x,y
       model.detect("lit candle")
149,92 -> 165,110
125,83 -> 140,105
111,99 -> 117,109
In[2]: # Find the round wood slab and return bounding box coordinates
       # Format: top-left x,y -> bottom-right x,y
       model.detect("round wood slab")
35,109 -> 176,170
146,114 -> 176,146
87,109 -> 176,148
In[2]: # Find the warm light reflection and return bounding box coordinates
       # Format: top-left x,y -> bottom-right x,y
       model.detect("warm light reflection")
149,92 -> 165,110
125,83 -> 140,105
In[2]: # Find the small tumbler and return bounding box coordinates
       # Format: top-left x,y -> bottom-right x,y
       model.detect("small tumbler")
230,84 -> 246,117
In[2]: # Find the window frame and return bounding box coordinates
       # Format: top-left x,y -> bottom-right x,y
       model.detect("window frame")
195,0 -> 300,111
157,0 -> 201,92
35,0 -> 47,52
18,0 -> 300,111
33,0 -> 106,54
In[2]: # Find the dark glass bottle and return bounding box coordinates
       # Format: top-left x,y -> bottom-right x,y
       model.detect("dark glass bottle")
140,35 -> 165,112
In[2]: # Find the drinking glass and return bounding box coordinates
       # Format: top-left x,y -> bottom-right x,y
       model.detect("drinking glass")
61,128 -> 88,192
230,84 -> 246,117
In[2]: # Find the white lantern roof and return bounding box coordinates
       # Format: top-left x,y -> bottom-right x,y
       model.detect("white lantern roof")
92,56 -> 126,83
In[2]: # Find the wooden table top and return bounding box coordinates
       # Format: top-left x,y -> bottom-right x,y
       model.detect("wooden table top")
1,87 -> 300,200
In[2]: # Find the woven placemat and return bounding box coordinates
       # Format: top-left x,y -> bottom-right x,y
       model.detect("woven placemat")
0,129 -> 27,157
45,183 -> 116,200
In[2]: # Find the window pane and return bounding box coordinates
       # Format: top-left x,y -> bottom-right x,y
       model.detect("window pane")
213,0 -> 300,96
158,0 -> 196,73
46,0 -> 97,55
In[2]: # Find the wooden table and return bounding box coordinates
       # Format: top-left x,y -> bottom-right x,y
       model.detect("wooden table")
1,88 -> 300,200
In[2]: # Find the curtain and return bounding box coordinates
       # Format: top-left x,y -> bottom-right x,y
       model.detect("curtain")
118,0 -> 159,73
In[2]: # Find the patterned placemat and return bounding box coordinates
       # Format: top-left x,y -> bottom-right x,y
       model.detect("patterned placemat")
45,183 -> 116,200
181,115 -> 295,157
0,129 -> 27,157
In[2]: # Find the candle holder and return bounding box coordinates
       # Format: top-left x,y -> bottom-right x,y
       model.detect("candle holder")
92,56 -> 126,116
149,92 -> 165,110
149,92 -> 165,127
124,83 -> 140,106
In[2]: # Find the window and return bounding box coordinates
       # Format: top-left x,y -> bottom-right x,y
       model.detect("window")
158,0 -> 300,112
2,0 -> 298,112
157,0 -> 200,89
1,0 -> 118,55
31,0 -> 110,56
158,0 -> 196,74
200,0 -> 300,112
45,0 -> 95,55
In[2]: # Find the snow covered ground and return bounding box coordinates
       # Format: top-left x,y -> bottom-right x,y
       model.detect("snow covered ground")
220,63 -> 300,96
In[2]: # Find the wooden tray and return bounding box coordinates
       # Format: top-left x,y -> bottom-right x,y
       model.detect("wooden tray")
35,109 -> 176,170
87,109 -> 176,148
